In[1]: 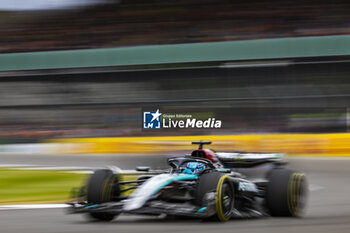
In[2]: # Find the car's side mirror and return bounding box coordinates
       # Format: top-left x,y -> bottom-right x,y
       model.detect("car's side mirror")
136,166 -> 150,172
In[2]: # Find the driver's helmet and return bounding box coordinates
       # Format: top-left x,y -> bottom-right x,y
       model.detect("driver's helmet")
182,162 -> 206,175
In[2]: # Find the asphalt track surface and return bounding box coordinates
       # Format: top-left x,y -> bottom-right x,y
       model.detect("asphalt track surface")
1,154 -> 350,233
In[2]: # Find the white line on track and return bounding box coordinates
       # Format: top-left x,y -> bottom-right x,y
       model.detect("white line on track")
0,164 -> 37,167
64,170 -> 93,174
0,204 -> 69,211
0,164 -> 153,174
17,166 -> 94,170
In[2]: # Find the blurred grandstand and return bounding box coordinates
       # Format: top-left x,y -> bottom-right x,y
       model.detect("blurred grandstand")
0,0 -> 349,142
1,0 -> 350,53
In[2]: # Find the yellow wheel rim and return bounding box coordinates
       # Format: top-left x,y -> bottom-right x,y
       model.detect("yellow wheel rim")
215,175 -> 232,221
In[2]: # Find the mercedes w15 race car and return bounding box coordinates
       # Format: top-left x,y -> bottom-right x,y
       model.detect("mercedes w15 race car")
67,141 -> 308,222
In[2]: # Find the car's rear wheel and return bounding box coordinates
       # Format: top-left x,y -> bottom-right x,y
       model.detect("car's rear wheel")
196,172 -> 234,222
266,169 -> 308,217
86,169 -> 121,221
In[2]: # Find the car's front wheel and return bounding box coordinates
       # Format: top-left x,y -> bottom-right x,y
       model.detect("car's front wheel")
86,169 -> 121,221
214,175 -> 235,221
196,172 -> 234,222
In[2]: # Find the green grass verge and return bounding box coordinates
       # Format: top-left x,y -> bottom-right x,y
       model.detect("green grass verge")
0,169 -> 141,205
0,169 -> 86,205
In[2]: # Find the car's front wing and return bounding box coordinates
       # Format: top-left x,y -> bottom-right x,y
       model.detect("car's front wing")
67,201 -> 212,218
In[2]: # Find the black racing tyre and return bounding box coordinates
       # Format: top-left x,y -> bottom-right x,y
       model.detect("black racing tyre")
86,169 -> 121,221
196,172 -> 234,222
266,169 -> 308,217
195,171 -> 222,206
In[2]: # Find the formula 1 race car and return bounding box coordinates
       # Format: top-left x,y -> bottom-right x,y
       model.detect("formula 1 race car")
68,141 -> 308,222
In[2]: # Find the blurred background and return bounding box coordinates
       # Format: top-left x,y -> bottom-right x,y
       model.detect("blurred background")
1,1 -> 350,231
0,0 -> 350,139
0,0 -> 349,155
2,0 -> 350,52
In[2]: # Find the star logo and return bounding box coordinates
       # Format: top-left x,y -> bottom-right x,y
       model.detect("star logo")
150,109 -> 162,122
